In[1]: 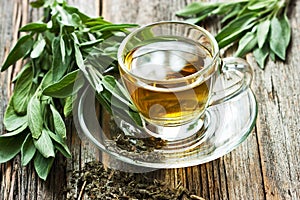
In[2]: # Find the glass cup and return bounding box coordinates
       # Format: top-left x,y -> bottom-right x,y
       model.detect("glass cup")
117,21 -> 252,141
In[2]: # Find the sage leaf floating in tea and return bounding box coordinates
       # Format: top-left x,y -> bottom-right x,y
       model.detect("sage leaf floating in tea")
176,0 -> 292,69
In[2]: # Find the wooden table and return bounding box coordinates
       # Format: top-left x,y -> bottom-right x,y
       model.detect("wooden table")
1,0 -> 299,199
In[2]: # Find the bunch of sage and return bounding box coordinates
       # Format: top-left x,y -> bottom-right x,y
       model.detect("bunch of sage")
176,0 -> 291,69
0,0 -> 140,180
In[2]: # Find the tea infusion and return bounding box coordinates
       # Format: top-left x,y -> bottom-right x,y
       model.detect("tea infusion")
121,37 -> 213,125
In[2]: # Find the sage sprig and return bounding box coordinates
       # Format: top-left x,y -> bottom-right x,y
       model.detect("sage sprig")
176,0 -> 291,69
0,0 -> 140,180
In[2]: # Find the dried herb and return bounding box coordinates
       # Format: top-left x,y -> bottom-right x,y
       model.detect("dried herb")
66,161 -> 204,200
0,0 -> 140,180
176,0 -> 291,69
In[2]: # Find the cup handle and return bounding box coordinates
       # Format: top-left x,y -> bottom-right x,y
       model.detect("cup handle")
209,57 -> 253,106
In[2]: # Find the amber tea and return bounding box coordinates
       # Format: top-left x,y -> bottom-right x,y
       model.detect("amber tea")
120,38 -> 213,126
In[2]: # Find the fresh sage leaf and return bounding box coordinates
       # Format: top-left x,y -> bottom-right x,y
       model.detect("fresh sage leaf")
43,69 -> 84,98
27,96 -> 43,139
0,131 -> 28,163
176,2 -> 218,17
1,35 -> 34,71
270,17 -> 286,60
47,130 -> 71,158
3,123 -> 28,137
21,134 -> 36,166
235,31 -> 257,57
31,36 -> 46,58
20,22 -> 47,32
257,19 -> 270,48
33,129 -> 55,158
247,1 -> 274,10
52,37 -> 67,81
253,45 -> 269,69
90,24 -> 138,32
34,151 -> 54,181
4,99 -> 27,131
30,0 -> 45,8
177,0 -> 291,69
63,95 -> 75,117
50,104 -> 66,139
12,65 -> 33,115
216,13 -> 257,43
102,75 -> 134,109
280,12 -> 291,49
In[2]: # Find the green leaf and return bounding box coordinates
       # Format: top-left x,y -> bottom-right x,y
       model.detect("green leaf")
27,96 -> 43,139
52,37 -> 68,82
49,104 -> 66,139
33,129 -> 55,158
216,13 -> 257,40
43,69 -> 84,98
248,0 -> 275,10
30,0 -> 45,8
4,99 -> 27,131
90,24 -> 138,32
30,36 -> 46,58
20,22 -> 47,32
34,151 -> 54,181
74,44 -> 89,83
235,31 -> 257,57
63,95 -> 75,117
21,134 -> 36,166
12,64 -> 33,115
280,12 -> 291,49
176,2 -> 218,17
216,13 -> 258,48
47,130 -> 71,158
0,131 -> 28,163
3,123 -> 28,137
60,36 -> 66,63
253,45 -> 269,69
1,35 -> 34,71
257,19 -> 270,48
64,5 -> 90,23
270,17 -> 286,60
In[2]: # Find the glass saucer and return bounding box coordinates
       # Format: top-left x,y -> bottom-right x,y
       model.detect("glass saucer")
75,86 -> 257,170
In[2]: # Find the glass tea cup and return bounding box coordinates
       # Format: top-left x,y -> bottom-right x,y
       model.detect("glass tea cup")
117,21 -> 252,141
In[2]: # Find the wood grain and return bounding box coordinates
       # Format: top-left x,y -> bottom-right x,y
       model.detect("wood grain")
0,0 -> 299,199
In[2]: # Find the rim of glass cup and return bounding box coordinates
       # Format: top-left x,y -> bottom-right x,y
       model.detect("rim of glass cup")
117,21 -> 220,84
